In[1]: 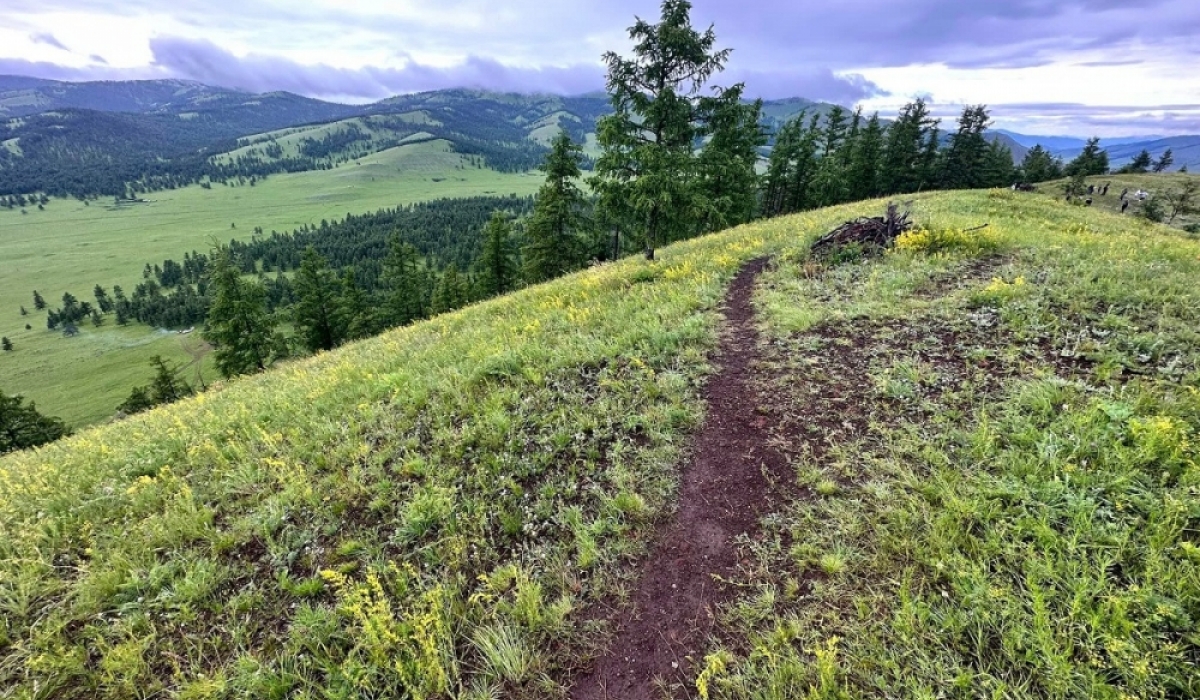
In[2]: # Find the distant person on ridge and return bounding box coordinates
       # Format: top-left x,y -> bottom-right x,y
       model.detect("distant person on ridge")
1102,182 -> 1110,196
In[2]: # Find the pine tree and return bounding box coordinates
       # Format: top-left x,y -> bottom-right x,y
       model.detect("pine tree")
431,264 -> 471,314
32,290 -> 45,311
940,105 -> 991,189
810,105 -> 852,207
338,269 -> 376,340
149,355 -> 192,404
694,85 -> 765,232
523,130 -> 589,284
592,0 -> 733,260
19,306 -> 27,316
1019,145 -> 1063,183
383,236 -> 426,327
0,390 -> 70,454
846,112 -> 885,201
476,211 -> 518,298
117,386 -> 155,415
93,285 -> 113,313
881,99 -> 938,194
204,249 -> 276,378
1153,148 -> 1174,173
292,246 -> 346,353
981,139 -> 1016,188
1065,137 -> 1110,176
2,337 -> 12,352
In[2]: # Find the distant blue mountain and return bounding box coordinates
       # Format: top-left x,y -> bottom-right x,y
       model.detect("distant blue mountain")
994,129 -> 1165,152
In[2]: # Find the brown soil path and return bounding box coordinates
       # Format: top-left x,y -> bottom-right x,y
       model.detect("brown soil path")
570,258 -> 791,700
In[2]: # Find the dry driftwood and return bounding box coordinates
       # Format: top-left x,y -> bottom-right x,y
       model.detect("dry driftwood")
810,202 -> 913,259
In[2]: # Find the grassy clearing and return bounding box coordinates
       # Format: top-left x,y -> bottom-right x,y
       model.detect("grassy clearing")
703,189 -> 1200,699
0,139 -> 541,426
2,190 -> 1198,698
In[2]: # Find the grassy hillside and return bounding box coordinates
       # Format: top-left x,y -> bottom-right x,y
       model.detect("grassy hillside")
3,189 -> 1198,698
1039,171 -> 1200,232
0,140 -> 541,426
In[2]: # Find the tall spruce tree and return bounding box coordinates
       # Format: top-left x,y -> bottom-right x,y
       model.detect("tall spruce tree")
382,236 -> 426,327
292,246 -> 346,353
204,249 -> 276,378
592,0 -> 732,260
476,211 -> 518,298
524,130 -> 589,284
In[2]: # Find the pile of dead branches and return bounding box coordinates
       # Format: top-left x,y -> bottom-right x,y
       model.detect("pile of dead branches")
810,202 -> 913,260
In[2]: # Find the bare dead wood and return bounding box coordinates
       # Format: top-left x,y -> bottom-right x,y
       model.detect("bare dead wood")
810,202 -> 913,259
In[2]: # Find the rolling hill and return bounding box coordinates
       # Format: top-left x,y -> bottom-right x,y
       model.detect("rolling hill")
2,188 -> 1198,698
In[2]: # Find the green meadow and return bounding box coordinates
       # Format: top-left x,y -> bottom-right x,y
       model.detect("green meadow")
3,189 -> 1199,698
0,140 -> 541,426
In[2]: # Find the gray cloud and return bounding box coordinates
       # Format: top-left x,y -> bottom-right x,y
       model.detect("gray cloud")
30,33 -> 69,51
89,54 -> 108,65
146,36 -> 605,99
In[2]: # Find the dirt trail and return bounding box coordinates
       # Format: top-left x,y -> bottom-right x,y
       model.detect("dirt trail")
570,258 -> 791,700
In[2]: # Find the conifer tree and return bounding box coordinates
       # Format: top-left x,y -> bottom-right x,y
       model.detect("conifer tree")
19,306 -> 27,316
1019,145 -> 1063,183
148,355 -> 192,404
93,285 -> 113,313
811,105 -> 852,207
881,99 -> 937,194
981,139 -> 1016,188
695,85 -> 765,232
2,337 -> 12,352
431,264 -> 471,314
0,390 -> 69,454
476,211 -> 518,298
1153,148 -> 1174,173
524,131 -> 589,284
32,290 -> 45,311
941,105 -> 992,189
383,236 -> 426,326
1065,137 -> 1109,176
846,112 -> 885,201
292,246 -> 346,353
592,0 -> 733,260
204,249 -> 276,378
338,269 -> 376,340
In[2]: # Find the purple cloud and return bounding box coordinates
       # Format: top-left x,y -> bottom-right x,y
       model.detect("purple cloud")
30,33 -> 69,51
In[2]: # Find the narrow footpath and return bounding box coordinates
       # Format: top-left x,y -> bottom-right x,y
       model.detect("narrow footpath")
571,258 -> 791,700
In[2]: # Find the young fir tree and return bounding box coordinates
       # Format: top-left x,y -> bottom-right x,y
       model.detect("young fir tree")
19,306 -> 27,316
1153,148 -> 1174,173
337,269 -> 376,341
523,130 -> 589,284
981,139 -> 1016,188
694,85 -> 765,232
117,386 -> 155,415
383,236 -> 426,327
204,249 -> 276,378
32,290 -> 45,311
148,354 -> 191,404
591,0 -> 733,260
476,211 -> 518,298
2,337 -> 12,352
292,246 -> 346,353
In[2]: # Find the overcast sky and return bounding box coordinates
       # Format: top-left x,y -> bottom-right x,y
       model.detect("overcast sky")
2,0 -> 1198,136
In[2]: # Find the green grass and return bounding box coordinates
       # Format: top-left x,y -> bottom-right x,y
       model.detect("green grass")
2,189 -> 1199,699
211,113 -> 443,165
0,139 -> 541,426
